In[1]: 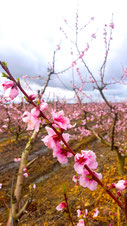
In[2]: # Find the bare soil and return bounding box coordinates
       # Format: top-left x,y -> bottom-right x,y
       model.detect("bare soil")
0,133 -> 126,225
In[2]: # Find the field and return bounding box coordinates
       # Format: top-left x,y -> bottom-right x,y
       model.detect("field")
0,102 -> 126,225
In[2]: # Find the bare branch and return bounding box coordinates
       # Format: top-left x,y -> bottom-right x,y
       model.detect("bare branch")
7,130 -> 38,226
111,112 -> 118,150
41,51 -> 56,95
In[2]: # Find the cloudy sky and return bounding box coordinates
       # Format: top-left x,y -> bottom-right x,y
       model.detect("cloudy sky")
0,0 -> 127,102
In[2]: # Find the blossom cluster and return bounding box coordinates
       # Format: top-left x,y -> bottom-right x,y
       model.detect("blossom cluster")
77,208 -> 99,226
22,101 -> 48,132
20,94 -> 74,164
56,201 -> 99,226
73,150 -> 102,191
42,110 -> 73,164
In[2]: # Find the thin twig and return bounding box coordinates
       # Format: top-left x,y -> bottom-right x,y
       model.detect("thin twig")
16,196 -> 32,219
64,191 -> 74,226
27,157 -> 38,168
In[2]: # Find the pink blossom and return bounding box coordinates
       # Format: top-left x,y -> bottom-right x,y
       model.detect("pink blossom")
4,118 -> 9,122
85,43 -> 89,51
77,208 -> 88,219
2,125 -> 7,128
74,150 -> 98,174
0,183 -> 2,189
115,180 -> 127,190
2,81 -> 19,100
2,81 -> 15,90
54,146 -> 72,164
52,110 -> 72,130
79,169 -> 102,191
79,51 -> 84,59
93,208 -> 99,217
109,22 -> 114,29
42,126 -> 70,152
23,172 -> 29,178
78,128 -> 91,136
89,76 -> 95,83
77,209 -> 82,217
31,107 -> 40,117
72,61 -> 77,67
9,87 -> 19,99
64,19 -> 67,24
57,45 -> 60,50
23,167 -> 27,172
39,101 -> 48,112
56,201 -> 66,211
33,184 -> 36,189
22,75 -> 29,79
90,17 -> 94,21
14,158 -> 21,162
42,127 -> 71,163
42,127 -> 61,150
91,33 -> 96,39
77,219 -> 85,226
22,108 -> 41,132
72,175 -> 79,183
22,111 -> 34,130
84,209 -> 88,217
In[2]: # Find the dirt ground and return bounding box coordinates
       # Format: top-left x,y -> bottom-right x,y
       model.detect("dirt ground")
0,133 -> 126,225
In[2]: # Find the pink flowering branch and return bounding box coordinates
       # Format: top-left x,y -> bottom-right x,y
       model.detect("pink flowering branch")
60,14 -> 115,109
100,16 -> 114,85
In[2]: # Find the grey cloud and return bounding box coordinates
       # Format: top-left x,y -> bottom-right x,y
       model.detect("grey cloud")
105,35 -> 127,81
0,33 -> 127,100
0,44 -> 48,80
